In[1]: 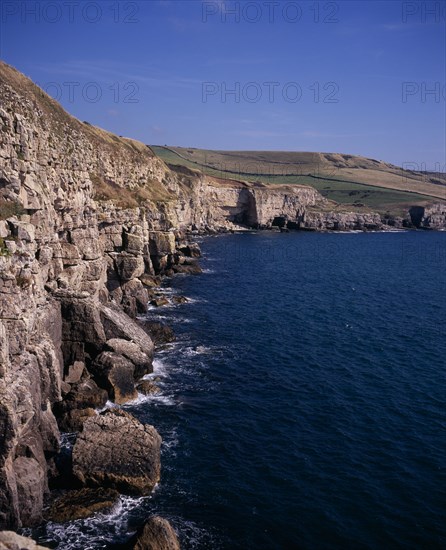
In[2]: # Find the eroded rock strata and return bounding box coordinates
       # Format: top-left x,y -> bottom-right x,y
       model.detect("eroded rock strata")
1,61 -> 445,546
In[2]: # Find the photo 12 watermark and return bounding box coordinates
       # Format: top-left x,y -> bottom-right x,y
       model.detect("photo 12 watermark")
401,2 -> 445,23
402,82 -> 445,103
401,162 -> 446,183
202,81 -> 340,104
1,1 -> 139,24
202,1 -> 340,23
36,81 -> 140,104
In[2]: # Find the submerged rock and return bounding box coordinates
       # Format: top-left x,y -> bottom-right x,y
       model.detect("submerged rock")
172,260 -> 202,275
72,409 -> 161,495
172,296 -> 188,304
46,487 -> 119,523
150,297 -> 169,307
137,380 -> 160,395
132,516 -> 180,550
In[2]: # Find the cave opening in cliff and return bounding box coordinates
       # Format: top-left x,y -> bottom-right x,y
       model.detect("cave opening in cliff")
272,216 -> 287,228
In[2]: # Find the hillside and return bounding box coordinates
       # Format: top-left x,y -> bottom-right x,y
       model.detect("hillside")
152,146 -> 445,216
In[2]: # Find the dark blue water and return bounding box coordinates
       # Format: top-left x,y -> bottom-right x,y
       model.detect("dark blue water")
36,231 -> 446,549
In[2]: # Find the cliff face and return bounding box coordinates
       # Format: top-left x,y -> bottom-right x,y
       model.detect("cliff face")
414,203 -> 446,229
0,63 -> 197,528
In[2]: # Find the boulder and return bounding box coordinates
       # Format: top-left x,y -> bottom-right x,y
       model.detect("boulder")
53,377 -> 107,432
72,409 -> 161,495
138,321 -> 175,347
139,274 -> 161,288
150,297 -> 169,308
46,488 -> 119,523
133,516 -> 180,550
91,352 -> 137,404
105,339 -> 152,379
100,305 -> 154,359
0,531 -> 48,550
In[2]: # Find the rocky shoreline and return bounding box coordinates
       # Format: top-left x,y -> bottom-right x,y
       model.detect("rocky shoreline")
0,221 -> 201,548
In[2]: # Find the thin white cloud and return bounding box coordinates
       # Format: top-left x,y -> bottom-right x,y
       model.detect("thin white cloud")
35,60 -> 202,90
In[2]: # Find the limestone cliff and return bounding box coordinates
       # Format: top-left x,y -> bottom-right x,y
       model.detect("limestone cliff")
0,62 -> 200,529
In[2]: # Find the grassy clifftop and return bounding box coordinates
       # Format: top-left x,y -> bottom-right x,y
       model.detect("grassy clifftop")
152,146 -> 445,215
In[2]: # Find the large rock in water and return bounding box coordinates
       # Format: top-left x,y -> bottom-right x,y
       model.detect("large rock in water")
105,338 -> 152,379
133,516 -> 180,550
90,351 -> 138,404
72,409 -> 161,495
46,487 -> 119,523
138,321 -> 175,347
0,531 -> 48,549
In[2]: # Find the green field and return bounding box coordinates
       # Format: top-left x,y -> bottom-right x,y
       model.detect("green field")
151,146 -> 442,215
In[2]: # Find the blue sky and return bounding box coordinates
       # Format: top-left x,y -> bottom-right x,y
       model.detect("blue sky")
1,0 -> 445,168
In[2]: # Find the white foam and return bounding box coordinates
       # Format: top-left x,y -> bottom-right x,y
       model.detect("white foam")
151,357 -> 171,377
39,494 -> 152,549
96,400 -> 118,413
59,432 -> 76,451
183,345 -> 214,356
123,391 -> 175,407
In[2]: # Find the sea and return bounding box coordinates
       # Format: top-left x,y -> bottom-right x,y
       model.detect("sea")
31,230 -> 446,549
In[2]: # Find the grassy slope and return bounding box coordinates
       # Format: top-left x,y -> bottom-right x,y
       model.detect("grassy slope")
0,61 -> 175,206
151,146 -> 445,216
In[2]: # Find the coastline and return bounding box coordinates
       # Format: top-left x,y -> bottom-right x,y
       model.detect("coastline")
1,60 -> 446,549
4,228 -> 446,549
